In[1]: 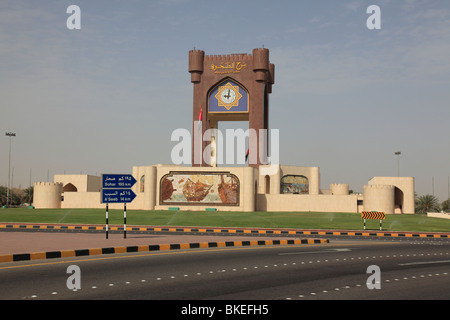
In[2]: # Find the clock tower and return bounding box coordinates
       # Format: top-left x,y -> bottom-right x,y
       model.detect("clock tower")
188,48 -> 275,168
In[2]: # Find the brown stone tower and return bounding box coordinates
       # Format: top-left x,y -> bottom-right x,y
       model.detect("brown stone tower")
188,48 -> 275,168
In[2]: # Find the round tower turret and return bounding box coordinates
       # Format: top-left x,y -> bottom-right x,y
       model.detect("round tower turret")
330,183 -> 349,195
33,182 -> 63,209
363,184 -> 395,214
189,49 -> 205,83
252,48 -> 269,82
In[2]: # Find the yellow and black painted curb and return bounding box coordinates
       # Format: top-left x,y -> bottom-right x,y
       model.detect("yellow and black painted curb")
0,238 -> 328,263
1,223 -> 449,239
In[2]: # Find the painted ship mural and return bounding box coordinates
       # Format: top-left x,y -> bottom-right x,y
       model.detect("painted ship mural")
218,174 -> 238,204
183,179 -> 213,202
160,172 -> 239,206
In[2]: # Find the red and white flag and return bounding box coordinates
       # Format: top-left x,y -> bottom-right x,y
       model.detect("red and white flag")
198,105 -> 203,131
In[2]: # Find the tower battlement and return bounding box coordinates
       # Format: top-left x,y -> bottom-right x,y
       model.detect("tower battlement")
33,182 -> 63,209
364,184 -> 395,190
204,53 -> 253,61
34,182 -> 63,187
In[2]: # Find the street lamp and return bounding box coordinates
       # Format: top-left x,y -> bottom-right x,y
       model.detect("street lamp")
5,132 -> 16,207
395,151 -> 401,177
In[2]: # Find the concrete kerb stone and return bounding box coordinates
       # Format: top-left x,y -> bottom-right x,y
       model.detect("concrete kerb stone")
0,238 -> 329,263
1,223 -> 449,238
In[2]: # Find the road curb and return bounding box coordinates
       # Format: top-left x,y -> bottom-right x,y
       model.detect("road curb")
1,223 -> 449,238
0,238 -> 329,263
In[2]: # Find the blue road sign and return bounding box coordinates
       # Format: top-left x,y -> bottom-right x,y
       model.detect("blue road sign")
102,174 -> 137,188
101,189 -> 137,204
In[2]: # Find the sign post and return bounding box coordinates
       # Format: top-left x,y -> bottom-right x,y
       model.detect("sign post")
106,203 -> 109,239
101,174 -> 137,239
124,203 -> 127,239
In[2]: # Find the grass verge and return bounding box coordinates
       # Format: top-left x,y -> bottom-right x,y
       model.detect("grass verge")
1,208 -> 450,233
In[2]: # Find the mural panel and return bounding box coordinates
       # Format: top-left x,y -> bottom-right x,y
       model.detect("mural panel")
160,172 -> 240,206
280,175 -> 309,194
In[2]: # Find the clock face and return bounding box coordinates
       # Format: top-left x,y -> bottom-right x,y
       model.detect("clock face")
211,81 -> 246,112
220,88 -> 236,104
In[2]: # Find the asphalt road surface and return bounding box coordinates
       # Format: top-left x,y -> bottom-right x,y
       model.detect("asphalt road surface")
1,234 -> 450,304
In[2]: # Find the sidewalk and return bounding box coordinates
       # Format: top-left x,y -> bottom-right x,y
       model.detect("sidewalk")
0,225 -> 329,263
0,231 -> 302,255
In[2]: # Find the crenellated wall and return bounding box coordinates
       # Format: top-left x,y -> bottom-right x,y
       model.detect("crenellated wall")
33,182 -> 63,209
32,166 -> 414,214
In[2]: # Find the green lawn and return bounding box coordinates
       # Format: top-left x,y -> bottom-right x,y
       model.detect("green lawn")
1,208 -> 450,233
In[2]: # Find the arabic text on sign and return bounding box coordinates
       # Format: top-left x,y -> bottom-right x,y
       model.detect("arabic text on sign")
210,62 -> 246,74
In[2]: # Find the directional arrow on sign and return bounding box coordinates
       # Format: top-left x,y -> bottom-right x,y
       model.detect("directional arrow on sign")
101,189 -> 137,204
102,174 -> 137,189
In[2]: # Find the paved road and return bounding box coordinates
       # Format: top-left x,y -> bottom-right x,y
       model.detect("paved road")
1,235 -> 449,304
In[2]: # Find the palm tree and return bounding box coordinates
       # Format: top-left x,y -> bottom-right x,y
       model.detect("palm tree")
415,194 -> 440,214
442,199 -> 449,213
23,186 -> 34,205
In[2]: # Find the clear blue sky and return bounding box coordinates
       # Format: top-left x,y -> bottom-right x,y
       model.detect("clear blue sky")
1,0 -> 449,201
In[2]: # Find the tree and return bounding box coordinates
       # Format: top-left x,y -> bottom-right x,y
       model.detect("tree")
0,186 -> 34,207
442,199 -> 449,213
23,186 -> 34,205
9,188 -> 23,206
0,186 -> 7,206
415,194 -> 441,214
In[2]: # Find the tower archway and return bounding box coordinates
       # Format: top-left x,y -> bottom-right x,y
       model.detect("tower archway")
206,77 -> 250,167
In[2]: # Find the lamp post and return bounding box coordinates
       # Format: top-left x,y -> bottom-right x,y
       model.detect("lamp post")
5,132 -> 16,207
395,151 -> 401,177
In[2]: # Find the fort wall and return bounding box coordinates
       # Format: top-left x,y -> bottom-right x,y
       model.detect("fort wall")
33,182 -> 63,209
